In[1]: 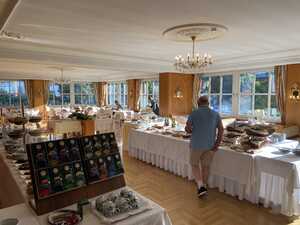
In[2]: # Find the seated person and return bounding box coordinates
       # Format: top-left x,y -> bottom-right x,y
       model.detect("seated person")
114,100 -> 123,110
148,96 -> 159,116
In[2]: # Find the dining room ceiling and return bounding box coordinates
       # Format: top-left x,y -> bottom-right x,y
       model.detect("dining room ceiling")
0,0 -> 300,81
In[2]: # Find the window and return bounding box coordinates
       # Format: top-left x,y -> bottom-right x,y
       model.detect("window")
0,80 -> 28,107
140,80 -> 159,109
48,83 -> 71,106
48,82 -> 96,106
107,81 -> 128,108
239,71 -> 279,118
200,75 -> 233,115
74,82 -> 96,105
200,68 -> 279,120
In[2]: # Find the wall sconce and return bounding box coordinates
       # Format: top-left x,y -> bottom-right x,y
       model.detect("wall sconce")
174,87 -> 183,99
289,83 -> 300,101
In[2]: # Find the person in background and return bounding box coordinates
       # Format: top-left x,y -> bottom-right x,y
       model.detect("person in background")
148,96 -> 159,116
114,100 -> 123,110
185,96 -> 224,197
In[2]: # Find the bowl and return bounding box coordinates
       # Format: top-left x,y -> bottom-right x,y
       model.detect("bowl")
8,117 -> 28,125
293,148 -> 300,156
277,147 -> 292,154
48,210 -> 82,225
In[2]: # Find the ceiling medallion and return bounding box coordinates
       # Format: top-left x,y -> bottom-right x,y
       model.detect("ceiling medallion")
163,23 -> 228,73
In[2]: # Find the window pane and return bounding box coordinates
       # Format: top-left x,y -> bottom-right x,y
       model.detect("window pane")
91,95 -> 96,105
75,95 -> 81,104
74,83 -> 81,94
0,81 -> 9,94
222,75 -> 232,94
48,94 -> 55,105
210,95 -> 220,112
271,95 -> 280,117
254,95 -> 268,114
11,94 -> 19,107
200,77 -> 209,94
240,73 -> 255,94
0,95 -> 9,106
255,72 -> 269,93
9,81 -> 18,94
221,95 -> 232,114
54,84 -> 62,96
240,95 -> 252,115
63,84 -> 70,93
211,77 -> 220,94
82,95 -> 89,104
55,95 -> 62,105
63,95 -> 70,105
271,72 -> 276,93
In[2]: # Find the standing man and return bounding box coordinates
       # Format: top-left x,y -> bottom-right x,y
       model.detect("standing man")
185,96 -> 224,197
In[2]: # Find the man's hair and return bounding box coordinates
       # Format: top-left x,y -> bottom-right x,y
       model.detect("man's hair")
197,96 -> 209,106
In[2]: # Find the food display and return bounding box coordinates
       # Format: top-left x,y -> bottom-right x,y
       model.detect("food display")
81,133 -> 123,183
48,210 -> 82,225
222,121 -> 275,153
92,188 -> 151,222
26,132 -> 124,200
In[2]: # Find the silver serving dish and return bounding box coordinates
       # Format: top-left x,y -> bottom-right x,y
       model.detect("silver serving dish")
277,147 -> 292,154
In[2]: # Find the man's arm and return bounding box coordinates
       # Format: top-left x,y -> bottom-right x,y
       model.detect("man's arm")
185,116 -> 193,133
212,118 -> 224,152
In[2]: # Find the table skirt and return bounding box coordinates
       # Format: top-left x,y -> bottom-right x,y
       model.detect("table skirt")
129,147 -> 193,180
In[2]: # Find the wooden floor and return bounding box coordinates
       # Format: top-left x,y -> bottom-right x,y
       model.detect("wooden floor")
123,151 -> 300,225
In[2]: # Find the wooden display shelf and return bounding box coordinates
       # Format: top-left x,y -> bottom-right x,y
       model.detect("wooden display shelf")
29,175 -> 125,215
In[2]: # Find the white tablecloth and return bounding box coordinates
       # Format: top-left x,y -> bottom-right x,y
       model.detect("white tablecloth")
0,188 -> 172,225
48,119 -> 82,135
128,129 -> 300,216
95,118 -> 114,133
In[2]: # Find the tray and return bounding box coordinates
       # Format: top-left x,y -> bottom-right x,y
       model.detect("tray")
91,188 -> 152,224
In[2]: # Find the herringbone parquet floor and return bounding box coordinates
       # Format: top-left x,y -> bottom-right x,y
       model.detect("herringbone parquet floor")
123,151 -> 300,225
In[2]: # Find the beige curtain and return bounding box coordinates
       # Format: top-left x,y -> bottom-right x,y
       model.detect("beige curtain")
96,82 -> 107,107
274,65 -> 287,124
43,80 -> 49,105
25,80 -> 34,108
135,79 -> 141,112
192,74 -> 202,109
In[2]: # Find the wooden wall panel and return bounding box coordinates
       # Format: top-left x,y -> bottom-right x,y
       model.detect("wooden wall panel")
159,73 -> 194,116
286,64 -> 300,126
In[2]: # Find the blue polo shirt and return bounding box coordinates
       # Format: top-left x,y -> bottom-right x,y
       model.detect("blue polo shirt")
187,106 -> 221,151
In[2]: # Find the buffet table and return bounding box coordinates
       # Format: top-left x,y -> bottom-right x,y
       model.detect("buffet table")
0,189 -> 172,225
128,129 -> 300,216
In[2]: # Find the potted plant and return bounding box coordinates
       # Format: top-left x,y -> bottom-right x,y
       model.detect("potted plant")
68,112 -> 96,136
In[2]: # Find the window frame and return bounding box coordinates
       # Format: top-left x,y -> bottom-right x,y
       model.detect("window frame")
107,81 -> 128,108
200,67 -> 280,122
140,79 -> 159,110
0,80 -> 28,108
48,81 -> 97,106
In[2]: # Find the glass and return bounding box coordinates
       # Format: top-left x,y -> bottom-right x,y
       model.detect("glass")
254,95 -> 268,113
240,73 -> 255,94
240,95 -> 252,115
10,94 -> 20,107
54,83 -> 62,96
63,95 -> 70,105
82,95 -> 89,104
255,72 -> 269,93
222,75 -> 232,94
211,76 -> 220,93
0,81 -> 9,94
55,95 -> 62,105
200,77 -> 209,94
270,95 -> 280,117
221,95 -> 232,114
271,72 -> 276,93
63,84 -> 70,93
0,95 -> 9,106
74,83 -> 81,94
210,95 -> 220,112
75,95 -> 81,104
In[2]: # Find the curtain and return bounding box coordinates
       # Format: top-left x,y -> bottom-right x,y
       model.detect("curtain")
192,74 -> 202,109
25,80 -> 34,108
42,80 -> 49,105
135,79 -> 141,112
274,65 -> 287,124
96,82 -> 107,107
